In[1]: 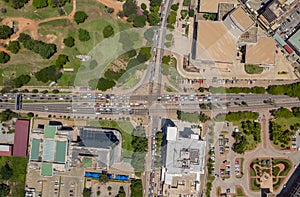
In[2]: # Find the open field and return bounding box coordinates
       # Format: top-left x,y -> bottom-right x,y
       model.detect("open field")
0,0 -> 131,87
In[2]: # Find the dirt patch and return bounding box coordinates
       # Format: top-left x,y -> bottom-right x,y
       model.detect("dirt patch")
97,0 -> 123,16
45,34 -> 57,43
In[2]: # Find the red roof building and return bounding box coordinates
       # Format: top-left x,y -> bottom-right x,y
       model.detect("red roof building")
0,145 -> 13,156
284,45 -> 294,54
13,119 -> 30,157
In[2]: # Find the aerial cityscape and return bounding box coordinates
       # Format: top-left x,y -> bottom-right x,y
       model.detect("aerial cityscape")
0,0 -> 299,196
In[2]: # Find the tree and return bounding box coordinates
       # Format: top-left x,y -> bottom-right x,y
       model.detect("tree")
0,25 -> 13,39
32,89 -> 39,93
150,0 -> 162,7
52,89 -> 59,94
27,112 -> 34,118
97,78 -> 116,91
130,180 -> 143,197
103,25 -> 114,38
83,188 -> 92,197
123,0 -> 137,17
63,36 -> 75,47
162,55 -> 171,65
188,9 -> 194,17
141,3 -> 146,10
107,7 -> 114,13
55,54 -> 69,68
35,65 -> 62,83
0,109 -> 17,122
74,11 -> 88,24
18,33 -> 31,42
1,163 -> 13,180
133,15 -> 146,27
99,174 -> 109,183
32,0 -> 48,8
4,0 -> 29,9
0,183 -> 10,197
171,3 -> 179,11
116,186 -> 126,197
6,40 -> 20,54
78,28 -> 90,41
137,47 -> 151,62
23,38 -> 57,59
148,12 -> 160,26
13,74 -> 31,88
0,51 -> 10,64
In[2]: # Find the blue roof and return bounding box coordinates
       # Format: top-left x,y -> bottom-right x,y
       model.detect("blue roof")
273,34 -> 286,46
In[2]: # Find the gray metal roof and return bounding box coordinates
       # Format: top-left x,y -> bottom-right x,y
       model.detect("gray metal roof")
79,127 -> 119,149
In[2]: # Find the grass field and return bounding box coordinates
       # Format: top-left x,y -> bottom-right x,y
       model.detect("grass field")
244,64 -> 264,74
274,117 -> 300,131
250,178 -> 261,190
89,120 -> 134,158
0,156 -> 28,197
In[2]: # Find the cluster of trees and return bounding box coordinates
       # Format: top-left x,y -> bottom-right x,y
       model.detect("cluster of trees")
32,0 -> 48,8
0,25 -> 13,39
0,163 -> 13,180
131,127 -> 147,172
209,86 -> 266,94
130,180 -> 143,197
177,110 -> 210,123
233,120 -> 261,154
103,25 -> 114,38
6,40 -> 21,54
35,65 -> 62,83
55,54 -> 69,69
203,13 -> 217,21
0,51 -> 10,64
270,122 -> 294,149
116,186 -> 125,197
215,111 -> 259,122
74,11 -> 88,24
0,109 -> 17,122
13,74 -> 31,88
167,7 -> 177,29
32,0 -> 69,8
78,28 -> 90,41
82,188 -> 92,197
18,33 -> 57,59
267,82 -> 300,97
2,0 -> 29,9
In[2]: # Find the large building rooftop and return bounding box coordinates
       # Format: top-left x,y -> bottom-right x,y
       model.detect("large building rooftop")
288,29 -> 300,55
196,20 -> 237,62
246,37 -> 275,65
230,7 -> 254,31
13,119 -> 30,157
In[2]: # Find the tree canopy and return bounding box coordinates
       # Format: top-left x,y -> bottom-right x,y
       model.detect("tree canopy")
2,0 -> 29,9
74,11 -> 88,24
32,0 -> 48,8
97,78 -> 116,91
0,25 -> 13,39
122,0 -> 137,17
78,28 -> 90,41
0,51 -> 10,64
103,25 -> 114,38
13,74 -> 31,88
63,36 -> 75,47
130,180 -> 143,197
137,47 -> 151,62
133,15 -> 146,27
6,40 -> 20,54
83,188 -> 92,197
0,183 -> 10,197
23,38 -> 57,59
35,65 -> 62,83
55,54 -> 69,68
148,12 -> 160,26
0,163 -> 13,180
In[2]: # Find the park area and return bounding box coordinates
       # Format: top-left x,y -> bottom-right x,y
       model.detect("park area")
249,158 -> 292,191
0,156 -> 28,197
270,107 -> 300,150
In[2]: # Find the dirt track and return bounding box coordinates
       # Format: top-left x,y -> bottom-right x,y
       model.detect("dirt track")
97,0 -> 123,14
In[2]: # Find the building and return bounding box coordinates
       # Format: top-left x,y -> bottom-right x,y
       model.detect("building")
0,144 -> 13,156
287,29 -> 300,56
196,20 -> 237,62
162,126 -> 206,196
245,37 -> 276,65
71,127 -> 121,170
13,119 -> 30,157
28,123 -> 73,176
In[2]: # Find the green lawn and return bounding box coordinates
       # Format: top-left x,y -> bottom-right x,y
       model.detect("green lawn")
0,156 -> 28,197
236,187 -> 244,196
244,64 -> 264,74
273,178 -> 284,190
89,120 -> 134,158
274,117 -> 300,131
273,166 -> 280,176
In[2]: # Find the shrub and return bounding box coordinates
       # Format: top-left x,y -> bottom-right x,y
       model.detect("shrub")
141,3 -> 146,10
171,3 -> 179,11
6,40 -> 20,54
103,25 -> 114,38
